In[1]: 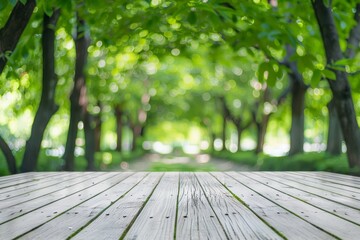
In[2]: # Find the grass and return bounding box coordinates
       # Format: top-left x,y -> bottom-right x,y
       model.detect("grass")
212,150 -> 360,175
149,162 -> 215,171
0,148 -> 145,176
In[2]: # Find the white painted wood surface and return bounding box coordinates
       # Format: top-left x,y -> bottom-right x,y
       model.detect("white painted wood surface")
0,171 -> 360,239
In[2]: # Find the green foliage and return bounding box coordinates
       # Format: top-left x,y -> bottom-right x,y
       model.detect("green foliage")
213,151 -> 360,175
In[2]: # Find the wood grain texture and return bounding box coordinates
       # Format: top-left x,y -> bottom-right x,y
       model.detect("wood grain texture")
196,172 -> 282,239
124,172 -> 179,240
251,172 -> 360,225
72,172 -> 163,240
232,172 -> 360,239
20,172 -> 145,240
212,172 -> 335,239
0,171 -> 359,240
0,172 -> 108,222
0,172 -> 130,239
0,173 -> 96,204
176,172 -> 228,240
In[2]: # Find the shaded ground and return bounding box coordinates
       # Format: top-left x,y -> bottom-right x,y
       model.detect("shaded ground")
117,153 -> 253,171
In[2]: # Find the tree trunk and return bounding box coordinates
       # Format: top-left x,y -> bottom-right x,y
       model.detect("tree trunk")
221,114 -> 227,151
325,4 -> 359,157
115,105 -> 123,152
289,80 -> 306,155
131,125 -> 142,152
255,114 -> 270,154
84,112 -> 95,170
0,135 -> 17,174
284,44 -> 306,156
94,102 -> 102,152
63,15 -> 90,171
0,0 -> 36,170
21,10 -> 61,172
0,0 -> 36,73
313,0 -> 360,167
236,125 -> 243,152
326,99 -> 342,155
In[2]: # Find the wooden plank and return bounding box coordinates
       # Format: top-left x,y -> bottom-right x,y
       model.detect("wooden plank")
0,172 -> 109,223
250,172 -> 360,225
196,172 -> 282,239
211,172 -> 335,239
263,172 -> 360,206
0,172 -> 132,239
292,172 -> 360,191
123,172 -> 179,240
0,172 -> 102,210
229,172 -> 360,239
72,172 -> 163,240
19,172 -> 147,240
0,172 -> 90,200
279,172 -> 360,200
313,171 -> 360,183
175,172 -> 228,240
0,172 -> 62,191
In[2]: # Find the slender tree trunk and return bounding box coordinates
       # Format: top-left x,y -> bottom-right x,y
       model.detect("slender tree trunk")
255,114 -> 270,154
94,102 -> 102,152
0,0 -> 36,73
289,80 -> 306,155
221,114 -> 227,151
63,15 -> 90,171
325,3 -> 359,156
115,105 -> 123,152
284,44 -> 307,155
131,125 -> 142,152
21,10 -> 61,172
326,99 -> 342,155
236,126 -> 243,152
84,112 -> 95,170
0,0 -> 36,169
0,135 -> 17,174
313,0 -> 360,167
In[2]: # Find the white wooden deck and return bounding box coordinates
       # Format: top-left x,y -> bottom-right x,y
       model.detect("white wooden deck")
1,171 -> 360,239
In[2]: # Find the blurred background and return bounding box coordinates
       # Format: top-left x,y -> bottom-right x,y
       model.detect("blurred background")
0,0 -> 359,175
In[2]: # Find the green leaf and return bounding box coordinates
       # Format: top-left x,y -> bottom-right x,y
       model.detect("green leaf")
311,69 -> 322,88
258,62 -> 267,83
322,69 -> 336,80
0,0 -> 8,10
267,70 -> 276,87
19,0 -> 27,4
187,11 -> 197,25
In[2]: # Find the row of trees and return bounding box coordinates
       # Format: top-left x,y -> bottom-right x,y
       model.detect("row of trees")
0,0 -> 360,173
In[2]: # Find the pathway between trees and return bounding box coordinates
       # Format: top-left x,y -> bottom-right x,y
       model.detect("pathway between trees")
117,153 -> 253,171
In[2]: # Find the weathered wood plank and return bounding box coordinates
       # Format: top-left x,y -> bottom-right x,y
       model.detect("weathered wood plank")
231,172 -> 360,239
211,172 -> 335,239
196,172 -> 282,239
176,172 -> 228,240
0,172 -> 91,200
0,172 -> 62,190
0,172 -> 97,208
72,172 -> 163,240
0,172 -> 106,219
250,172 -> 360,225
263,172 -> 360,207
123,172 -> 179,240
0,172 -> 132,239
291,172 -> 360,192
279,172 -> 360,200
20,172 -> 147,240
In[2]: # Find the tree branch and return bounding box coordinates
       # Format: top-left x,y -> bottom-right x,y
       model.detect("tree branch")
345,4 -> 360,59
0,0 -> 36,73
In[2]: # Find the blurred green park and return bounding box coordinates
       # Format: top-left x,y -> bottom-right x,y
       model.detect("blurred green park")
1,0 -> 360,175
